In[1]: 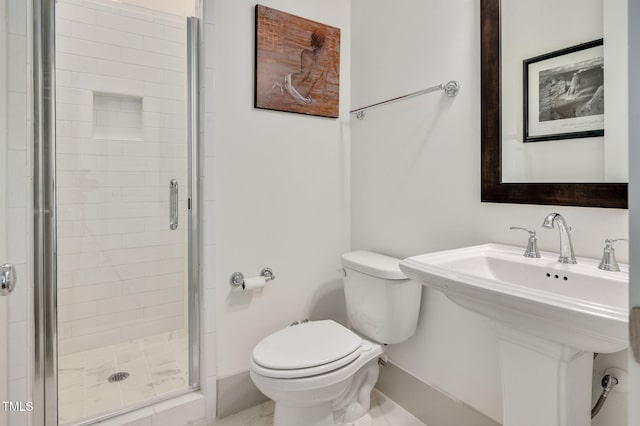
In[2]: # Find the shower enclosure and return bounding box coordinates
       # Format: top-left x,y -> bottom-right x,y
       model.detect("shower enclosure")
33,0 -> 200,424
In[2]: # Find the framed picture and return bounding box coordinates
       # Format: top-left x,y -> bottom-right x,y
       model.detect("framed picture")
254,5 -> 341,118
523,39 -> 604,143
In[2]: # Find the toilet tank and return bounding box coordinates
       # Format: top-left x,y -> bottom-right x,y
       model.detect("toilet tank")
341,251 -> 422,345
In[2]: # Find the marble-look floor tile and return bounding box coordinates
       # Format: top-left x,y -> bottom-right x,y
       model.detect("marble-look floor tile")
213,390 -> 426,426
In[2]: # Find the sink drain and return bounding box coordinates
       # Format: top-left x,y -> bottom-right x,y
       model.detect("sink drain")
107,372 -> 130,383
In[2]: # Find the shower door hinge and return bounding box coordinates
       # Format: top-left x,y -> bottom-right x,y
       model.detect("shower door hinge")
188,198 -> 192,210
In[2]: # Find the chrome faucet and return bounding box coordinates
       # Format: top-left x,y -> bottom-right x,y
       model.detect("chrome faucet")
542,213 -> 577,264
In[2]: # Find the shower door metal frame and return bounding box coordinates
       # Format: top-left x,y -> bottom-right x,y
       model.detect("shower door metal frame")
33,0 -> 58,424
33,2 -> 202,423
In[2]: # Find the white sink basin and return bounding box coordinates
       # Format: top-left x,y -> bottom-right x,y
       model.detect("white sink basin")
400,243 -> 629,426
400,243 -> 628,353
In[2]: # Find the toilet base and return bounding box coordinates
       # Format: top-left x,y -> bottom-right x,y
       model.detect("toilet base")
341,413 -> 372,426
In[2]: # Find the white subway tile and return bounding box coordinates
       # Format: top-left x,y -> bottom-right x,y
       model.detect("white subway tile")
70,72 -> 144,97
73,266 -> 121,286
204,332 -> 216,379
163,26 -> 184,44
143,302 -> 183,321
203,289 -> 216,333
202,245 -> 216,291
58,322 -> 73,339
58,120 -> 73,137
7,208 -> 27,264
58,253 -> 99,272
57,203 -> 100,221
8,92 -> 27,150
57,87 -> 93,105
57,2 -> 97,24
122,48 -> 184,72
58,282 -> 122,306
203,1 -> 214,25
113,263 -> 148,280
57,102 -> 94,122
8,0 -> 27,35
204,68 -> 215,113
8,264 -> 27,323
72,310 -> 143,336
120,316 -> 183,342
204,24 -> 215,69
71,121 -> 93,138
143,37 -> 184,58
8,34 -> 27,92
8,321 -> 28,380
58,329 -> 122,356
72,21 -> 143,49
95,59 -> 164,83
57,52 -> 97,73
58,301 -> 98,322
56,17 -> 73,37
163,286 -> 184,304
96,291 -> 165,315
96,11 -> 164,38
56,35 -> 122,62
7,150 -> 27,207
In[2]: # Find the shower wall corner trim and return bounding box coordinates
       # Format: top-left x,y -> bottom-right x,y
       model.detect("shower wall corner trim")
32,0 -> 58,424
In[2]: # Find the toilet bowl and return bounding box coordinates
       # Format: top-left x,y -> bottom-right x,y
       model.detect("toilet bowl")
251,320 -> 383,426
249,251 -> 422,426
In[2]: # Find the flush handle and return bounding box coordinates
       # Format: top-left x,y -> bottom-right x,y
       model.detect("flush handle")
170,179 -> 178,230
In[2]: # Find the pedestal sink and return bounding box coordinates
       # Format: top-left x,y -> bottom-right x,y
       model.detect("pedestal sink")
399,244 -> 628,426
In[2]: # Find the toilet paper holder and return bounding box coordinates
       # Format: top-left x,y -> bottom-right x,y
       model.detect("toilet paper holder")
230,267 -> 276,288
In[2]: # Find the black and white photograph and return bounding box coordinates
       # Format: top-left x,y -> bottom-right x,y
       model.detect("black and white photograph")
524,39 -> 604,142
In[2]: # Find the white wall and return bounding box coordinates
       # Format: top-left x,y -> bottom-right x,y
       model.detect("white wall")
55,0 -> 189,355
501,0 -> 605,183
207,0 -> 351,377
113,0 -> 196,18
351,0 -> 628,423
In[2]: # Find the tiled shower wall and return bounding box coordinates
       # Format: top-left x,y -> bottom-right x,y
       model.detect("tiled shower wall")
55,0 -> 189,355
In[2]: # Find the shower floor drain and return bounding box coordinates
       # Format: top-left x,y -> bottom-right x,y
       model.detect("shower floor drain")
108,372 -> 130,383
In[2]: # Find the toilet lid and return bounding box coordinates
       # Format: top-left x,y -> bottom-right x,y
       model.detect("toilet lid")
252,320 -> 362,370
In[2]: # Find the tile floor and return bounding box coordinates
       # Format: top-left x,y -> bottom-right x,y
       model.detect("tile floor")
215,390 -> 427,426
58,329 -> 189,425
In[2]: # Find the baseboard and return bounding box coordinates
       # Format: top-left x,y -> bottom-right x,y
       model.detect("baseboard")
216,361 -> 501,425
375,361 -> 501,426
216,370 -> 269,419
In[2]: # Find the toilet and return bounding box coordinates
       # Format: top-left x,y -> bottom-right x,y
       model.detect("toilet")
249,251 -> 422,426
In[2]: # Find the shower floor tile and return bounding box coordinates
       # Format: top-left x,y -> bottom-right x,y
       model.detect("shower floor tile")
58,329 -> 189,425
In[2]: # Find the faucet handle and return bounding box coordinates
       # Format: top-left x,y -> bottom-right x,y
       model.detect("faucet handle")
510,227 -> 541,258
598,238 -> 628,271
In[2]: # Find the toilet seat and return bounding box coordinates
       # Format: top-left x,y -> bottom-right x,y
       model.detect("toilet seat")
251,320 -> 363,379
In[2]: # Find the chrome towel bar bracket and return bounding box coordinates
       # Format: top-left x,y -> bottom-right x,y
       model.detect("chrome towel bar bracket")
350,80 -> 460,120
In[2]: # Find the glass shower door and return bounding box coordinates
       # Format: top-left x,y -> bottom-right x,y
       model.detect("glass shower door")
53,1 -> 195,423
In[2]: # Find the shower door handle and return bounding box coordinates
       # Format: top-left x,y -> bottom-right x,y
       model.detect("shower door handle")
631,307 -> 640,363
0,264 -> 16,296
170,179 -> 179,230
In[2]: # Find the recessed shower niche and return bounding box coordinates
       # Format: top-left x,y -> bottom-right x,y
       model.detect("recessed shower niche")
93,93 -> 143,141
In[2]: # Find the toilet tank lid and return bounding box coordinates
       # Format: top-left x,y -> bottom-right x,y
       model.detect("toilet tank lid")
341,251 -> 408,280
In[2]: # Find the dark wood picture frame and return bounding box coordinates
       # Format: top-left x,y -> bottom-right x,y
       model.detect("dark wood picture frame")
523,39 -> 604,143
480,0 -> 627,208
